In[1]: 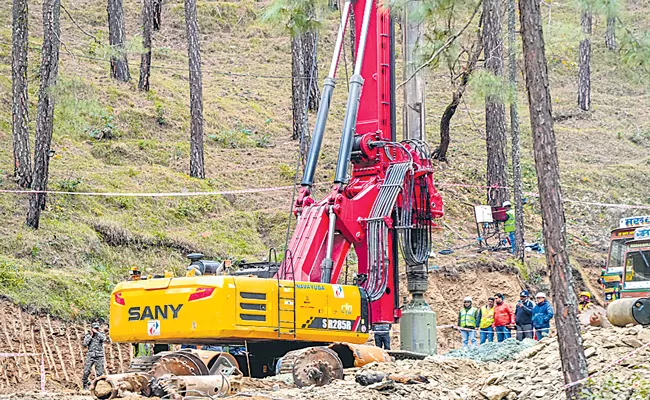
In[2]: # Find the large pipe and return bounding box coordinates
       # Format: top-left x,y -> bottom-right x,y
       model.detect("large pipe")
334,0 -> 374,185
301,0 -> 352,188
606,297 -> 650,327
91,373 -> 151,399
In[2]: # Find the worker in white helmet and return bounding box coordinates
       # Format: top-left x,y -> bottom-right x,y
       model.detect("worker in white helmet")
458,296 -> 479,348
532,292 -> 554,340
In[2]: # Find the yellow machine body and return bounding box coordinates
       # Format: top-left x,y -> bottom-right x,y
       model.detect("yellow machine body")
109,276 -> 370,345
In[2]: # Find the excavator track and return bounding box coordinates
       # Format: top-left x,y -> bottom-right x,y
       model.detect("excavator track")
128,355 -> 162,373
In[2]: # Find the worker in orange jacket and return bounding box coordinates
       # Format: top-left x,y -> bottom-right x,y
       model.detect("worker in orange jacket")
493,293 -> 515,342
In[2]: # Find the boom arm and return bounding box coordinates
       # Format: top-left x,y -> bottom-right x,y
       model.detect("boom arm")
280,0 -> 443,325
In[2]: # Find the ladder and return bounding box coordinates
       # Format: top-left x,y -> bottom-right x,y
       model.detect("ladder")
276,249 -> 297,338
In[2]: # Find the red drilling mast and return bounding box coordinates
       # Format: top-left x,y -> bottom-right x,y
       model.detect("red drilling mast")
277,0 -> 444,326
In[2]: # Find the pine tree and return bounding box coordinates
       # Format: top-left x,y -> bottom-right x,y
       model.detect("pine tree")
27,0 -> 61,229
519,0 -> 590,398
483,0 -> 508,206
107,0 -> 130,82
185,0 -> 205,178
139,0 -> 153,91
12,0 -> 32,188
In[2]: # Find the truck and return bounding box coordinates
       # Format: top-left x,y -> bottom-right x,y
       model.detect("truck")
620,226 -> 650,299
97,1 -> 444,397
600,216 -> 650,303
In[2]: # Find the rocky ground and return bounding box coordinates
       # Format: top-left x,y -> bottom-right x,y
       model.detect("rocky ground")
3,324 -> 648,399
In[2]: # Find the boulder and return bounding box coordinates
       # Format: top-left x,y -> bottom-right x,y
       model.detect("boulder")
480,385 -> 511,400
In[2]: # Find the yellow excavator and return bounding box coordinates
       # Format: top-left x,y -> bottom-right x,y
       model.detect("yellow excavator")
98,0 -> 444,397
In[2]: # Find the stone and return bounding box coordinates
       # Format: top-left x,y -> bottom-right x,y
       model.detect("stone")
621,337 -> 643,348
484,372 -> 506,385
506,393 -> 517,400
534,389 -> 547,398
480,385 -> 511,400
625,325 -> 643,335
584,347 -> 597,358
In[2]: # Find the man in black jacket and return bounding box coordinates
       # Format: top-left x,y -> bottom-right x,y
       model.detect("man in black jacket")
515,290 -> 535,340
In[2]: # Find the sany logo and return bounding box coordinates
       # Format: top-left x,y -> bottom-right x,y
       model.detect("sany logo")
148,320 -> 160,336
333,285 -> 344,299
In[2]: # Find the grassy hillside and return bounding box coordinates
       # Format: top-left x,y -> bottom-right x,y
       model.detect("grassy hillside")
0,0 -> 648,320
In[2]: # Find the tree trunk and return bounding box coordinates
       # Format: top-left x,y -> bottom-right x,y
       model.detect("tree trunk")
291,35 -> 307,141
402,1 -> 425,141
435,37 -> 482,162
483,0 -> 508,206
139,0 -> 153,91
577,11 -> 591,111
519,1 -> 590,398
153,0 -> 162,31
27,0 -> 61,229
185,0 -> 205,179
303,29 -> 320,112
107,0 -> 130,82
508,0 -> 524,260
12,0 -> 32,188
605,16 -> 616,51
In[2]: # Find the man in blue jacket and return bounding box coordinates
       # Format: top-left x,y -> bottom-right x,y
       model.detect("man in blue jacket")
532,292 -> 554,340
515,290 -> 535,340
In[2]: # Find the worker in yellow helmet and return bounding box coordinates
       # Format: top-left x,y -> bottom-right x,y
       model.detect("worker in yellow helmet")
578,291 -> 593,313
128,266 -> 142,281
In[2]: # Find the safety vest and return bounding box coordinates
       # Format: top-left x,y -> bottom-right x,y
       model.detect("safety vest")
504,209 -> 516,232
578,302 -> 593,312
479,305 -> 495,329
459,307 -> 478,328
136,343 -> 152,357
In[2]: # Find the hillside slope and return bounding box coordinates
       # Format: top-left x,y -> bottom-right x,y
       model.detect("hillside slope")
0,0 -> 648,320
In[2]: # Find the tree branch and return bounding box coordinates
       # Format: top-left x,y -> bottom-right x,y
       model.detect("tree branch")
61,3 -> 100,43
397,0 -> 482,90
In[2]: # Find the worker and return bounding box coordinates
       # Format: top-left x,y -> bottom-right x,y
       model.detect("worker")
128,266 -> 141,281
457,297 -> 478,348
532,292 -> 554,340
373,323 -> 391,350
477,297 -> 495,345
503,201 -> 516,254
82,322 -> 106,390
133,342 -> 152,357
578,291 -> 593,312
515,290 -> 535,340
493,293 -> 515,342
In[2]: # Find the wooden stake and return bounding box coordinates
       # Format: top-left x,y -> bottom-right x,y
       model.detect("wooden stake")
52,333 -> 70,382
39,321 -> 59,379
66,328 -> 76,370
108,340 -> 115,373
116,343 -> 124,373
1,305 -> 15,351
18,313 -> 32,372
73,327 -> 84,362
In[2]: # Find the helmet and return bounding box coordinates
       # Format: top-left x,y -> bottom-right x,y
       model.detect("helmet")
91,322 -> 100,329
129,267 -> 141,275
520,290 -> 529,297
536,292 -> 546,299
579,291 -> 591,299
503,201 -> 512,207
463,296 -> 472,302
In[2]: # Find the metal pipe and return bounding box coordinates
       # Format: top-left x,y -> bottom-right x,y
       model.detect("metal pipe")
334,0 -> 374,185
353,0 -> 375,76
329,0 -> 352,79
301,1 -> 352,188
321,206 -> 337,282
607,297 -> 650,326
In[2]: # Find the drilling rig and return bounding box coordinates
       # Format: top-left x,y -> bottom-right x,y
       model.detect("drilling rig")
102,0 -> 443,396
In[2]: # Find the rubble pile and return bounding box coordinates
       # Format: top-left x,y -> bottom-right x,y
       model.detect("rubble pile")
446,338 -> 537,363
237,325 -> 649,400
481,325 -> 650,400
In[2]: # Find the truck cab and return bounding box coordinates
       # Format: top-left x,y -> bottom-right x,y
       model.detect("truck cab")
601,216 -> 650,303
620,227 -> 650,299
